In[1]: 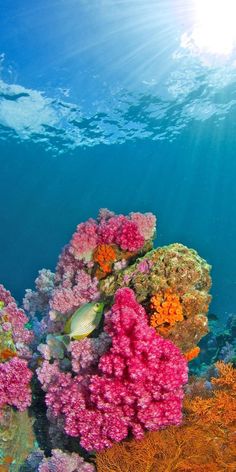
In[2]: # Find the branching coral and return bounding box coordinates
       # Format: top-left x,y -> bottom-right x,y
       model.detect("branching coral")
96,363 -> 236,472
37,288 -> 188,451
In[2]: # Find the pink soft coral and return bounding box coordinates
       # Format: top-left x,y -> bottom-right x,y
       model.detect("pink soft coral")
0,357 -> 32,411
69,219 -> 98,261
0,284 -> 33,352
38,288 -> 188,451
130,212 -> 156,240
98,215 -> 126,245
115,220 -> 144,251
0,284 -> 15,305
50,270 -> 100,314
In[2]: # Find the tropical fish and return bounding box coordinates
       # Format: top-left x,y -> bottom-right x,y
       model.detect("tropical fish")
0,301 -> 4,309
63,301 -> 104,341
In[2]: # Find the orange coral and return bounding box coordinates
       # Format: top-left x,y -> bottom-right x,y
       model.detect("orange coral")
0,348 -> 17,362
0,457 -> 13,472
150,289 -> 183,336
96,363 -> 236,472
93,244 -> 117,274
186,362 -> 236,427
184,346 -> 200,362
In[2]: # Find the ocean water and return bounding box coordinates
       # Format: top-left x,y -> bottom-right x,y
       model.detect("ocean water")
1,129 -> 236,323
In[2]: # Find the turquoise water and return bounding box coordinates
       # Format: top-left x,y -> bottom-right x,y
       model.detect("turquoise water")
1,0 -> 236,322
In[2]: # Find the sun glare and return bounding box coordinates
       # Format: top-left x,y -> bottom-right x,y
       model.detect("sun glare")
192,0 -> 236,56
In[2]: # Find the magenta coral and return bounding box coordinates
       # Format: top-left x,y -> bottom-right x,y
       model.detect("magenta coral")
115,220 -> 144,251
38,288 -> 188,451
0,357 -> 32,411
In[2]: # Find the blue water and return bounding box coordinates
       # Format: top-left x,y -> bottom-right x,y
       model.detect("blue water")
1,0 -> 236,323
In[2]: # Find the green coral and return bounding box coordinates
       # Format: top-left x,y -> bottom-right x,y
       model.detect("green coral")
0,408 -> 35,471
100,243 -> 212,353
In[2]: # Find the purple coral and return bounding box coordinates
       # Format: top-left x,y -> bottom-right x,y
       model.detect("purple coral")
23,269 -> 55,316
26,449 -> 95,472
38,450 -> 95,472
37,288 -> 188,451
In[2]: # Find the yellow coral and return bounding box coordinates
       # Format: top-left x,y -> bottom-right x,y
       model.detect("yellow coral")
150,289 -> 183,335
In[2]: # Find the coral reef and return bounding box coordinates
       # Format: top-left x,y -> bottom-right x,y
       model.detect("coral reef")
0,208 -> 214,470
96,362 -> 236,472
48,210 -> 155,316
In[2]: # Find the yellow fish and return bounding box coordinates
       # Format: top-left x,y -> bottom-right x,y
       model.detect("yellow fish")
64,301 -> 104,340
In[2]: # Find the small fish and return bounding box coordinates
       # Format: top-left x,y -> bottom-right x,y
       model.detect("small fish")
62,301 -> 104,342
0,301 -> 4,310
208,313 -> 219,321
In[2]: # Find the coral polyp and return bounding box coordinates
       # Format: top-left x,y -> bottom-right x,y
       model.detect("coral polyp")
150,288 -> 183,335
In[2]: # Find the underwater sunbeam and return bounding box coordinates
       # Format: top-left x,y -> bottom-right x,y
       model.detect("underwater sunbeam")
192,0 -> 236,56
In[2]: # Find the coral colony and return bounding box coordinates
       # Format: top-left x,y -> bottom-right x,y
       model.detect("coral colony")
0,209 -> 235,471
